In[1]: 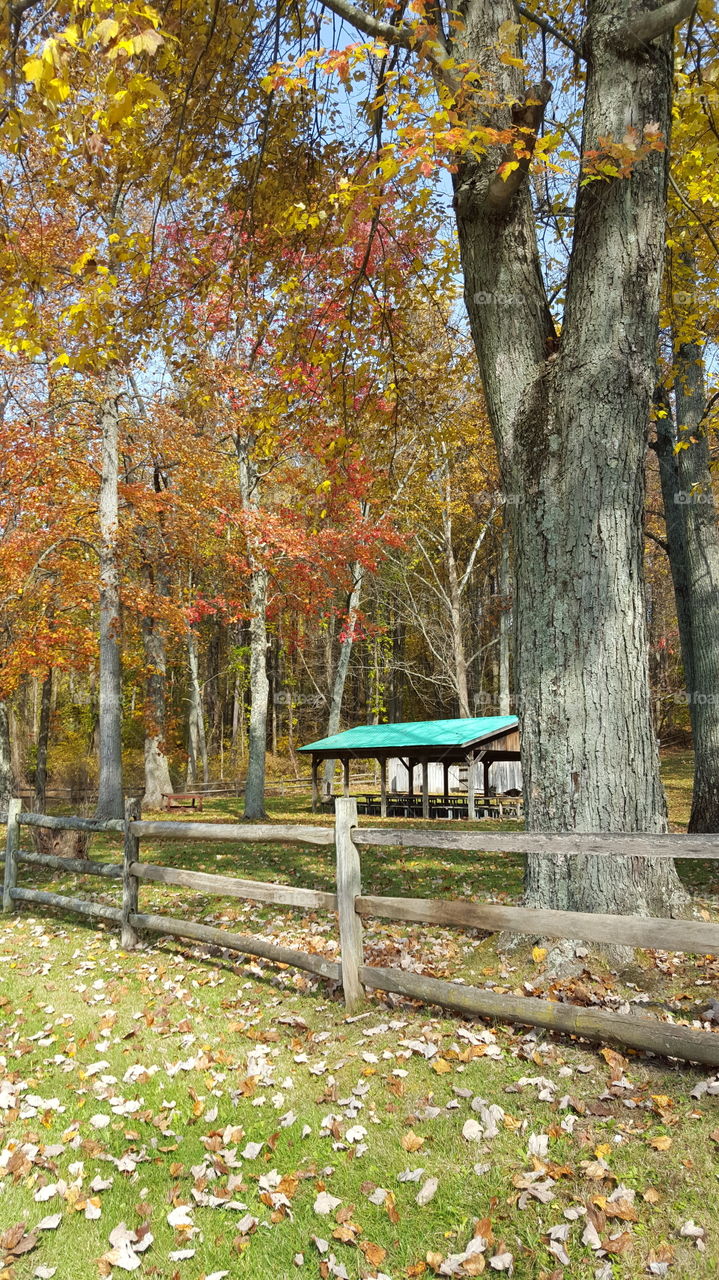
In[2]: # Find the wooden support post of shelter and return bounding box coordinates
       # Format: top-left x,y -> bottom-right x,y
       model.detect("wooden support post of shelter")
443,760 -> 450,800
380,757 -> 387,818
421,760 -> 429,819
311,754 -> 320,813
407,759 -> 414,796
342,757 -> 350,798
2,797 -> 21,913
335,796 -> 364,1011
467,753 -> 476,821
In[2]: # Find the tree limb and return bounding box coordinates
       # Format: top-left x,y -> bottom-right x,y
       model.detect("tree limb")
486,79 -> 552,212
319,0 -> 410,46
624,0 -> 695,45
645,529 -> 670,554
319,0 -> 460,90
516,3 -> 582,58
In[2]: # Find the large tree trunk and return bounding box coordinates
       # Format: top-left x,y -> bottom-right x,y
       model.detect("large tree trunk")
450,0 -> 686,914
34,670 -> 52,813
655,341 -> 719,831
96,377 -> 124,820
323,564 -> 364,792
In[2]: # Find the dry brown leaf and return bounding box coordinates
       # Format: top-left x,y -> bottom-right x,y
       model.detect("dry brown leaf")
603,1231 -> 633,1254
649,1135 -> 672,1151
401,1131 -> 425,1153
359,1241 -> 387,1266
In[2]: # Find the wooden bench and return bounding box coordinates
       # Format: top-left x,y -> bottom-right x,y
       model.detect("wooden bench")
162,793 -> 204,811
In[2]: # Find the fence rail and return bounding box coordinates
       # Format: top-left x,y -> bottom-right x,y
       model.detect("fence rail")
4,796 -> 719,1067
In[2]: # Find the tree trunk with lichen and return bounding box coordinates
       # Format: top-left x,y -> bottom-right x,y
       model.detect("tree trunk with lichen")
449,0 -> 687,914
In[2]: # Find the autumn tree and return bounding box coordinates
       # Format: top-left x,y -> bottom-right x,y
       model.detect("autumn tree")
289,0 -> 703,918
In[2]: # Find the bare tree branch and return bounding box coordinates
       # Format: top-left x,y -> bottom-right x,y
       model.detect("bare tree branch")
624,0 -> 695,45
318,0 -> 460,90
516,3 -> 582,58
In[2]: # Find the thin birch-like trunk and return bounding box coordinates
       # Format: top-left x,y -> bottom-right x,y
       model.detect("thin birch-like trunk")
96,375 -> 124,820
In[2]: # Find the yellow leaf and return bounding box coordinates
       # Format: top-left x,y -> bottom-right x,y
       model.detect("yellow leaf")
132,28 -> 164,56
532,946 -> 547,964
432,1058 -> 451,1075
23,58 -> 45,87
94,18 -> 119,46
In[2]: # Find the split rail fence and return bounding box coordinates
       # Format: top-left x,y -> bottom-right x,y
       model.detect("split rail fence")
4,796 -> 719,1067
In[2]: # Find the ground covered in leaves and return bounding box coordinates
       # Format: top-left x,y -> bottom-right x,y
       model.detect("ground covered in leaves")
2,749 -> 718,1278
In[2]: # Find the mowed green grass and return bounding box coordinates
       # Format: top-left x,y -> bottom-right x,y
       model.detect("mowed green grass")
1,748 -> 719,1278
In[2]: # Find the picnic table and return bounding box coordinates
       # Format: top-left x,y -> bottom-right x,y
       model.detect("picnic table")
162,792 -> 204,811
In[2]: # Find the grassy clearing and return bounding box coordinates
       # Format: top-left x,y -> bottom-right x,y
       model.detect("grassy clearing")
1,747 -> 719,1278
1,917 -> 719,1280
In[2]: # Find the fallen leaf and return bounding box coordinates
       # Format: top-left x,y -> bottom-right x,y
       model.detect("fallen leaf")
359,1241 -> 387,1266
417,1177 -> 439,1207
401,1130 -> 425,1152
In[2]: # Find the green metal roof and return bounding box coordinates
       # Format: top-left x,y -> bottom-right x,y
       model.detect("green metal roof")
299,716 -> 518,755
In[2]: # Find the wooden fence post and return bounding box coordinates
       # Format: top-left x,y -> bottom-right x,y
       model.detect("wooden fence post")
2,797 -> 21,914
335,796 -> 364,1012
121,796 -> 141,949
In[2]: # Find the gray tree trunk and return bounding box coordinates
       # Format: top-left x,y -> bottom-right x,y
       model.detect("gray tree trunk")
0,701 -> 13,813
324,563 -> 364,792
442,500 -> 471,717
142,609 -> 173,809
449,0 -> 686,914
34,670 -> 52,813
244,560 -> 269,818
96,377 -> 124,820
186,629 -> 209,787
236,437 -> 269,820
655,342 -> 719,831
498,520 -> 511,715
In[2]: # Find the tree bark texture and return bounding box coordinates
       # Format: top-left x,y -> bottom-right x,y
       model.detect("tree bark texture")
237,436 -> 269,820
96,375 -> 124,820
186,629 -> 209,787
449,0 -> 686,913
34,670 -> 52,813
0,701 -> 12,813
656,341 -> 719,832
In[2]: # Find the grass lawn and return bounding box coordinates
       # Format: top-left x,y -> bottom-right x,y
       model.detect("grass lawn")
1,748 -> 718,1278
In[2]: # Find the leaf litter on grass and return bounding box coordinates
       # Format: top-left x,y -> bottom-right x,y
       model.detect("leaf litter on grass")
1,909 -> 719,1280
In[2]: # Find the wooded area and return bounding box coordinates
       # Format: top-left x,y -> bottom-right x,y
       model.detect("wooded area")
1,0 -> 718,929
